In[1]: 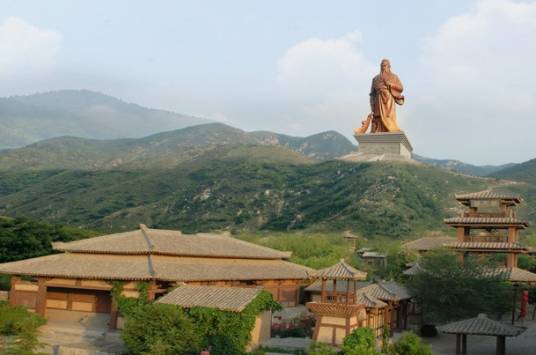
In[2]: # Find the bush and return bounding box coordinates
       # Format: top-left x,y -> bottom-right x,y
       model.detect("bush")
389,331 -> 432,355
0,301 -> 46,354
122,290 -> 280,355
342,327 -> 380,355
308,341 -> 339,355
121,303 -> 200,355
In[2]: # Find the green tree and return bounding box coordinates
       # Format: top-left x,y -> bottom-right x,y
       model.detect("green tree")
342,327 -> 380,355
408,250 -> 512,323
389,331 -> 432,355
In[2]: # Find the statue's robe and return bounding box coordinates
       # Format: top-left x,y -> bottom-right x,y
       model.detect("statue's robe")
369,72 -> 404,133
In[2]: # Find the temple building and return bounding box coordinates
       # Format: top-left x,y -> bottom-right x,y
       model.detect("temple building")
444,192 -> 536,283
0,224 -> 312,327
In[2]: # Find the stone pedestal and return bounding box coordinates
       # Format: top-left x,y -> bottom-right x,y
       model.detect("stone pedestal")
340,131 -> 414,162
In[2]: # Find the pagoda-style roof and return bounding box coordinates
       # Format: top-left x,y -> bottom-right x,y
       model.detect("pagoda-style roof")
356,282 -> 411,302
444,242 -> 527,252
0,232 -> 313,282
402,236 -> 456,252
53,224 -> 291,259
444,217 -> 528,228
455,191 -> 522,205
311,260 -> 367,280
0,253 -> 312,281
156,285 -> 261,312
439,314 -> 525,337
402,262 -> 423,276
355,292 -> 388,309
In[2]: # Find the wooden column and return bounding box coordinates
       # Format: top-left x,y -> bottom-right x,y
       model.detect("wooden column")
455,334 -> 461,355
461,334 -> 467,355
146,281 -> 157,301
506,253 -> 517,268
456,227 -> 465,242
332,279 -> 337,303
507,227 -> 517,243
345,279 -> 350,304
321,279 -> 326,302
496,336 -> 505,355
9,276 -> 20,306
35,278 -> 47,316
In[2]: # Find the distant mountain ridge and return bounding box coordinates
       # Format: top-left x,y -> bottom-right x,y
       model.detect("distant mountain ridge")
0,89 -> 209,148
0,123 -> 356,170
413,154 -> 515,177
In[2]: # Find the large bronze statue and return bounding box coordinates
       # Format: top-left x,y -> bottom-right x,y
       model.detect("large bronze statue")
355,59 -> 404,134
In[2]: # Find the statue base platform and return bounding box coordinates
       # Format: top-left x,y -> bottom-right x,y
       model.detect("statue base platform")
340,131 -> 415,163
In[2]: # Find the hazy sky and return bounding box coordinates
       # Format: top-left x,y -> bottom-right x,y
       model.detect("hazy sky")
0,0 -> 535,165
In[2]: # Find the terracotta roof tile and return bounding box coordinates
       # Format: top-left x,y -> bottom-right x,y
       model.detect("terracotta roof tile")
444,242 -> 527,251
444,217 -> 528,227
356,282 -> 411,302
455,191 -> 521,203
156,285 -> 261,312
0,254 -> 313,281
53,225 -> 291,259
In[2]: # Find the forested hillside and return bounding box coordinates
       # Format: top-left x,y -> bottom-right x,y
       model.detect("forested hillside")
0,146 -> 503,237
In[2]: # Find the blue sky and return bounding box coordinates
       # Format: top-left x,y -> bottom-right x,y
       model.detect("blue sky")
0,0 -> 535,165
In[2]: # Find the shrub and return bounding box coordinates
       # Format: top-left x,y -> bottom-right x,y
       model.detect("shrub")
389,331 -> 432,355
121,303 -> 200,355
0,301 -> 46,354
308,341 -> 339,355
342,327 -> 380,355
122,290 -> 280,355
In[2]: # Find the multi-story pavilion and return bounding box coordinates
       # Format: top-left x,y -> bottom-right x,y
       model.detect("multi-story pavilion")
444,192 -> 536,283
0,224 -> 312,328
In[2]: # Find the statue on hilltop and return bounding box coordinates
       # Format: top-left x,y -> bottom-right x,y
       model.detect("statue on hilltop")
355,59 -> 405,134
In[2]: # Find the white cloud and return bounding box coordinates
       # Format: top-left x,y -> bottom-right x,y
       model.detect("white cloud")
0,17 -> 62,79
409,0 -> 536,164
275,30 -> 376,135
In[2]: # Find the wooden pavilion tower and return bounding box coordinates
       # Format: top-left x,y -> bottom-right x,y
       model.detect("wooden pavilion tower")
444,192 -> 536,283
306,259 -> 368,345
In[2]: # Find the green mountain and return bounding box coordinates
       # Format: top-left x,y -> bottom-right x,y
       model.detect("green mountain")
0,123 -> 353,170
491,158 -> 536,184
251,130 -> 356,161
0,147 -> 510,237
0,89 -> 209,148
413,154 -> 514,177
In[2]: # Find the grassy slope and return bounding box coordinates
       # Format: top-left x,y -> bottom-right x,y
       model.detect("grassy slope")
0,148 -> 499,238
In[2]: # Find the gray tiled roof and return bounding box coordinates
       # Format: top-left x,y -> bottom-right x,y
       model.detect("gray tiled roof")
439,314 -> 525,336
311,260 -> 367,280
53,224 -> 291,259
356,282 -> 411,302
156,285 -> 261,312
402,237 -> 456,252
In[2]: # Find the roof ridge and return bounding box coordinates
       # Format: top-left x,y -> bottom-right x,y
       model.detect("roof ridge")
139,224 -> 155,251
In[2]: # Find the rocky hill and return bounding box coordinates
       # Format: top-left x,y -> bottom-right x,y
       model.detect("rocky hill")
0,90 -> 209,148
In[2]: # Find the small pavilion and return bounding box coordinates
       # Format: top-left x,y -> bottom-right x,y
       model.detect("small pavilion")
438,314 -> 526,355
306,259 -> 368,345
